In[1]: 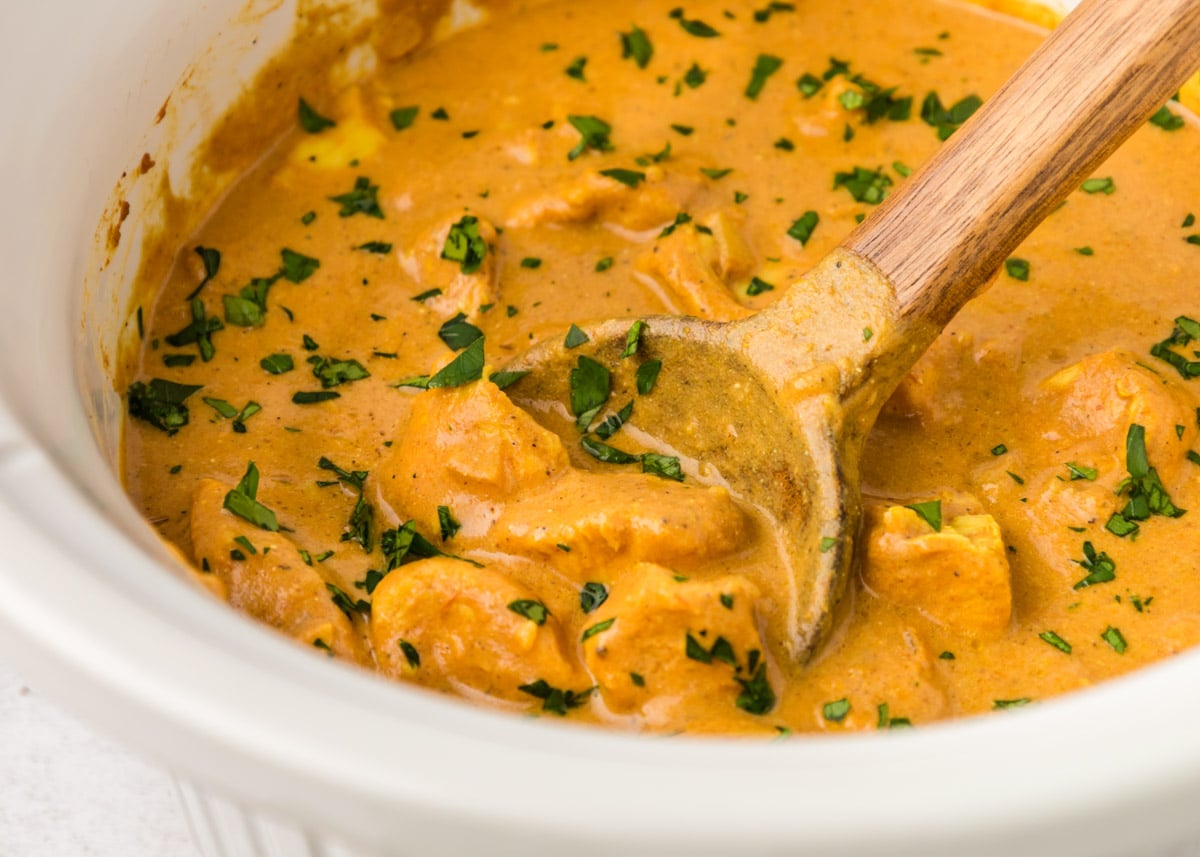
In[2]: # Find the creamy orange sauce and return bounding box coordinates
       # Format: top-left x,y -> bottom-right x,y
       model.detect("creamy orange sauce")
121,0 -> 1200,734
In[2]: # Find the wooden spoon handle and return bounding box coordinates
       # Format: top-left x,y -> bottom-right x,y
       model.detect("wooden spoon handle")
843,0 -> 1200,327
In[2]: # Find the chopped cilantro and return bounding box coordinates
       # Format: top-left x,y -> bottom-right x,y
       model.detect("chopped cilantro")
905,499 -> 942,532
600,168 -> 646,188
127,379 -> 202,434
1065,462 -> 1098,481
745,54 -> 783,99
580,436 -> 641,465
683,63 -> 707,88
329,176 -> 383,218
570,355 -> 611,425
822,698 -> 851,722
1005,258 -> 1030,281
564,324 -> 591,349
517,680 -> 593,715
326,582 -> 370,620
438,312 -> 484,351
580,582 -> 609,613
676,15 -> 719,37
318,456 -> 373,552
186,246 -> 222,300
1080,177 -> 1116,195
622,320 -> 647,358
595,256 -> 615,272
1074,541 -> 1116,589
594,401 -> 634,440
735,661 -> 776,715
508,599 -> 550,625
565,56 -> 587,81
292,391 -> 340,404
1149,315 -> 1200,378
297,98 -> 335,133
411,288 -> 443,303
787,210 -> 819,245
166,299 -> 223,361
399,640 -> 421,668
746,277 -> 775,296
567,115 -> 614,160
428,336 -> 486,388
833,166 -> 892,204
1101,625 -> 1128,654
636,359 -> 662,394
1105,423 -> 1186,537
581,617 -> 615,642
796,73 -> 823,98
280,248 -> 320,283
223,461 -> 279,531
308,354 -> 370,388
389,106 -> 419,130
642,452 -> 683,481
1149,105 -> 1184,131
620,25 -> 653,68
1039,630 -> 1072,654
488,369 -> 529,390
441,215 -> 488,274
920,91 -> 982,139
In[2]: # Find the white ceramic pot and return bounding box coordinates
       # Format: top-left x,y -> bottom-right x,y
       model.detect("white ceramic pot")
4,1 -> 1200,855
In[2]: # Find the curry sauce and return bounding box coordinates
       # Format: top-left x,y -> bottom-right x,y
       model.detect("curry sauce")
121,0 -> 1200,735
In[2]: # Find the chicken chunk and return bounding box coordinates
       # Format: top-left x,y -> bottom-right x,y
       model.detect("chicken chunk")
861,505 -> 1012,634
384,378 -> 749,569
1039,349 -> 1197,489
581,564 -> 771,728
190,479 -> 371,665
494,471 -> 749,570
507,169 -> 680,232
381,379 -> 569,536
370,557 -> 584,705
635,211 -> 755,321
398,214 -> 500,319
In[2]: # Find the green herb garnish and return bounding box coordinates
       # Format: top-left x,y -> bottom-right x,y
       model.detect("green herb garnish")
127,379 -> 202,434
567,115 -> 614,160
223,461 -> 279,531
745,54 -> 783,99
508,599 -> 550,625
329,176 -> 383,218
298,98 -> 335,133
581,582 -> 609,613
620,25 -> 653,68
1039,630 -> 1072,654
788,210 -> 819,245
390,106 -> 419,130
905,500 -> 942,532
441,215 -> 488,274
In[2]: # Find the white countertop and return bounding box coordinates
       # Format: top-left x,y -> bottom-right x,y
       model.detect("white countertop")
0,664 -> 199,857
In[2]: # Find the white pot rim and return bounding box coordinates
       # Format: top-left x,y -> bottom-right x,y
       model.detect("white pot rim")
3,436 -> 1200,856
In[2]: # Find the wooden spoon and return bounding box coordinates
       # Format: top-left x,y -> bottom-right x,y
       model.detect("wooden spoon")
507,0 -> 1200,660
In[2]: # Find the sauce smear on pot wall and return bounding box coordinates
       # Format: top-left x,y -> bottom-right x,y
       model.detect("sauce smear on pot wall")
121,0 -> 1200,735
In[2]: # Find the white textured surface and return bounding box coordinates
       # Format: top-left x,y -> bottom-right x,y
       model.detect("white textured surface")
0,664 -> 198,857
